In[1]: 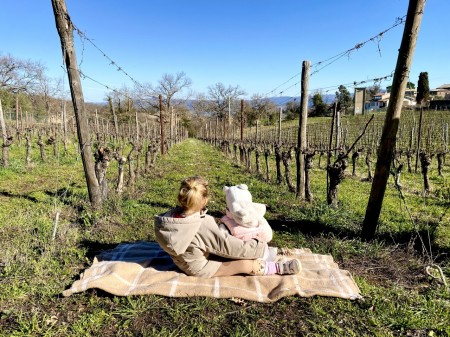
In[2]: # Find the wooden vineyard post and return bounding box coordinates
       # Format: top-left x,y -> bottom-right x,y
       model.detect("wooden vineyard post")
135,109 -> 140,143
169,106 -> 173,146
63,101 -> 68,152
335,107 -> 341,156
362,0 -> 426,240
240,99 -> 244,143
278,107 -> 282,144
159,94 -> 165,157
51,0 -> 102,208
209,119 -> 212,140
95,108 -> 99,134
296,60 -> 310,199
215,116 -> 218,146
108,96 -> 119,142
20,107 -> 23,133
0,98 -> 12,167
227,96 -> 231,141
414,106 -> 424,172
223,107 -> 227,140
326,102 -> 337,203
15,95 -> 19,130
444,123 -> 449,152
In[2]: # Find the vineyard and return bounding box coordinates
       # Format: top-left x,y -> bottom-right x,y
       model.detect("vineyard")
1,105 -> 450,232
0,102 -> 450,335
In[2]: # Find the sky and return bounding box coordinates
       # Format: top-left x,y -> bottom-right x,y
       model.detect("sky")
1,0 -> 449,103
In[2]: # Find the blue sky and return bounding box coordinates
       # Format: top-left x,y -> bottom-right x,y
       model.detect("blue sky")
1,0 -> 448,102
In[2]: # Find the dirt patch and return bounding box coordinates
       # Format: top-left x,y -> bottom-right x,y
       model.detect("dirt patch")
341,246 -> 429,289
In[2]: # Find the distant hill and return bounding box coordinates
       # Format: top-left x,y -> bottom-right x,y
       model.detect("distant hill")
180,94 -> 337,111
268,94 -> 336,107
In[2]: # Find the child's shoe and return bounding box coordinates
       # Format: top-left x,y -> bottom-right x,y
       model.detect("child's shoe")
275,259 -> 301,275
251,259 -> 301,276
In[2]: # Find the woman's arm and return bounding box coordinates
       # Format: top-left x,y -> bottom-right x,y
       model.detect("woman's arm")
198,216 -> 267,260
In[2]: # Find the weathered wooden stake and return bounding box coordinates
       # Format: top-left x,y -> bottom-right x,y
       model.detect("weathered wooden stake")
52,211 -> 60,241
0,98 -> 12,167
296,60 -> 310,199
278,107 -> 282,144
63,101 -> 68,152
415,107 -> 424,172
52,0 -> 102,208
159,94 -> 165,157
240,99 -> 244,143
362,0 -> 426,240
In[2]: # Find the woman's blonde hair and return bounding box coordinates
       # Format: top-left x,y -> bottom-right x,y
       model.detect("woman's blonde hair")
177,176 -> 209,213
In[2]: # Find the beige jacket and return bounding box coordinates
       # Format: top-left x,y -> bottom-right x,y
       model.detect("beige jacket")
154,207 -> 267,278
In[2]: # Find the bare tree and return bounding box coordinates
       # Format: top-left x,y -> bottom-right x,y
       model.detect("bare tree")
191,93 -> 210,117
249,94 -> 277,126
207,83 -> 245,138
366,84 -> 381,100
132,82 -> 158,114
133,73 -> 191,138
188,93 -> 210,138
156,72 -> 192,112
30,70 -> 63,123
207,83 -> 245,119
0,53 -> 55,124
0,53 -> 44,94
116,85 -> 135,114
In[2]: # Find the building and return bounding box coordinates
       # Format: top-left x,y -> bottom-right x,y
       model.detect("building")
366,92 -> 390,111
353,88 -> 366,115
365,91 -> 416,111
437,84 -> 450,90
430,84 -> 450,99
355,83 -> 450,113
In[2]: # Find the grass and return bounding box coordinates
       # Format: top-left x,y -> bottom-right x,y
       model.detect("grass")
0,137 -> 449,336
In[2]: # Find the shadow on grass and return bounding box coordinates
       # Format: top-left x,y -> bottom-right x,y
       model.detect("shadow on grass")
0,190 -> 41,203
138,199 -> 174,210
269,218 -> 361,239
43,186 -> 88,213
79,240 -> 123,261
269,218 -> 449,262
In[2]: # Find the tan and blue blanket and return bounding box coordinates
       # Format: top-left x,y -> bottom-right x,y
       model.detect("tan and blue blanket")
63,241 -> 361,303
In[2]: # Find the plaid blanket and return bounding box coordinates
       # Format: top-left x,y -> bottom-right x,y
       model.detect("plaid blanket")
63,241 -> 361,303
